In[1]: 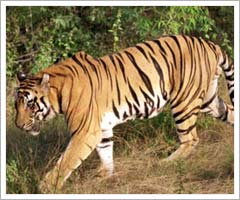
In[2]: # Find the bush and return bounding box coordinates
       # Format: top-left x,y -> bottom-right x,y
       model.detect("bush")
6,6 -> 234,79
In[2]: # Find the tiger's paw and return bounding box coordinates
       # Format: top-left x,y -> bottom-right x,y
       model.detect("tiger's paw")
38,170 -> 63,194
97,165 -> 114,178
39,179 -> 53,194
161,141 -> 197,162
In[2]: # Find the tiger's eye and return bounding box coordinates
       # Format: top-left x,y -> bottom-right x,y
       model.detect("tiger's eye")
27,101 -> 35,110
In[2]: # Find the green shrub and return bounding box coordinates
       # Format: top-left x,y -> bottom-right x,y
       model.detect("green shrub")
6,6 -> 233,78
6,159 -> 31,193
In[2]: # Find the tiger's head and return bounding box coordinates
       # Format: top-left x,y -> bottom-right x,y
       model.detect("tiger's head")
15,72 -> 55,136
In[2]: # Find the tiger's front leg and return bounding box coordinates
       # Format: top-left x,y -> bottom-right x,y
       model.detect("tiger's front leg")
39,130 -> 101,193
96,129 -> 114,177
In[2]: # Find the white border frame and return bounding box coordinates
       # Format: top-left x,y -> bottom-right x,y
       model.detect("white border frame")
1,1 -> 239,199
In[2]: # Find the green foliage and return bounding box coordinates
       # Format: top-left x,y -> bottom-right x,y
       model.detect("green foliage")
6,6 -> 233,78
208,7 -> 234,58
6,159 -> 31,193
196,115 -> 214,129
109,9 -> 123,52
151,108 -> 176,145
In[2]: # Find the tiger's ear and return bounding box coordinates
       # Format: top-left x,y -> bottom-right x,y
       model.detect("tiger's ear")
40,73 -> 50,93
16,71 -> 27,85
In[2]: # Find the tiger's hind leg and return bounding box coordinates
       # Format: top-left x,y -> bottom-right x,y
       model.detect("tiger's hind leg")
201,95 -> 234,125
162,89 -> 203,162
200,72 -> 234,125
96,129 -> 114,177
164,110 -> 200,161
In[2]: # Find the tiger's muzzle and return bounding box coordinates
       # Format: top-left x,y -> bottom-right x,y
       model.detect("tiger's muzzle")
15,118 -> 41,136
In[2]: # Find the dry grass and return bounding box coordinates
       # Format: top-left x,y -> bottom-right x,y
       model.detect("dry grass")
6,78 -> 234,194
59,119 -> 233,194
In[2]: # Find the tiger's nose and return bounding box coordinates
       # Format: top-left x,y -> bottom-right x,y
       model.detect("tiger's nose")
15,119 -> 25,130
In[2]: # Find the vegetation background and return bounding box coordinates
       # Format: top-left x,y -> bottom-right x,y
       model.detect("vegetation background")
6,6 -> 234,194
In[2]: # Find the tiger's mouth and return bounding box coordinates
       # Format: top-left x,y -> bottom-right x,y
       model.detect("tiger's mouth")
25,121 -> 41,136
28,130 -> 40,136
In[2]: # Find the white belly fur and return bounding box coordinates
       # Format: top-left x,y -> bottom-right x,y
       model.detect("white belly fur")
100,95 -> 167,130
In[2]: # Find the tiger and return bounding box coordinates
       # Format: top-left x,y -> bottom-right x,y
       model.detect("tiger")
14,35 -> 234,193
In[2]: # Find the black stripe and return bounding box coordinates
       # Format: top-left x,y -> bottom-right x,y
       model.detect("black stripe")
177,124 -> 196,135
170,36 -> 184,85
170,35 -> 183,72
20,91 -> 30,96
112,100 -> 120,119
144,102 -> 149,119
200,92 -> 217,109
159,51 -> 173,94
40,96 -> 48,109
47,72 -> 67,78
71,116 -> 85,137
220,52 -> 227,66
35,101 -> 41,111
18,86 -> 33,90
117,52 -> 124,60
28,99 -> 33,103
99,58 -> 113,90
43,108 -> 51,119
149,54 -> 167,100
139,87 -> 154,107
125,96 -> 133,115
157,96 -> 160,108
99,58 -> 109,80
226,73 -> 234,81
115,78 -> 121,105
143,41 -> 155,53
35,107 -> 44,113
101,137 -> 113,143
109,55 -> 117,71
72,54 -> 88,74
175,112 -> 198,124
207,40 -> 217,51
99,144 -> 111,148
33,96 -> 37,102
84,55 -> 101,84
223,65 -> 233,73
133,104 -> 140,115
135,45 -> 149,61
123,111 -> 128,120
79,51 -> 85,59
63,64 -> 79,77
25,83 -> 35,87
71,109 -> 91,137
58,92 -> 63,113
115,55 -> 127,82
164,41 -> 177,69
85,143 -> 94,151
125,51 -> 155,97
152,39 -> 167,55
128,80 -> 140,106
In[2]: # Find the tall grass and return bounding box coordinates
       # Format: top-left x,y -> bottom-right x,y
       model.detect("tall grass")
6,79 -> 234,194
